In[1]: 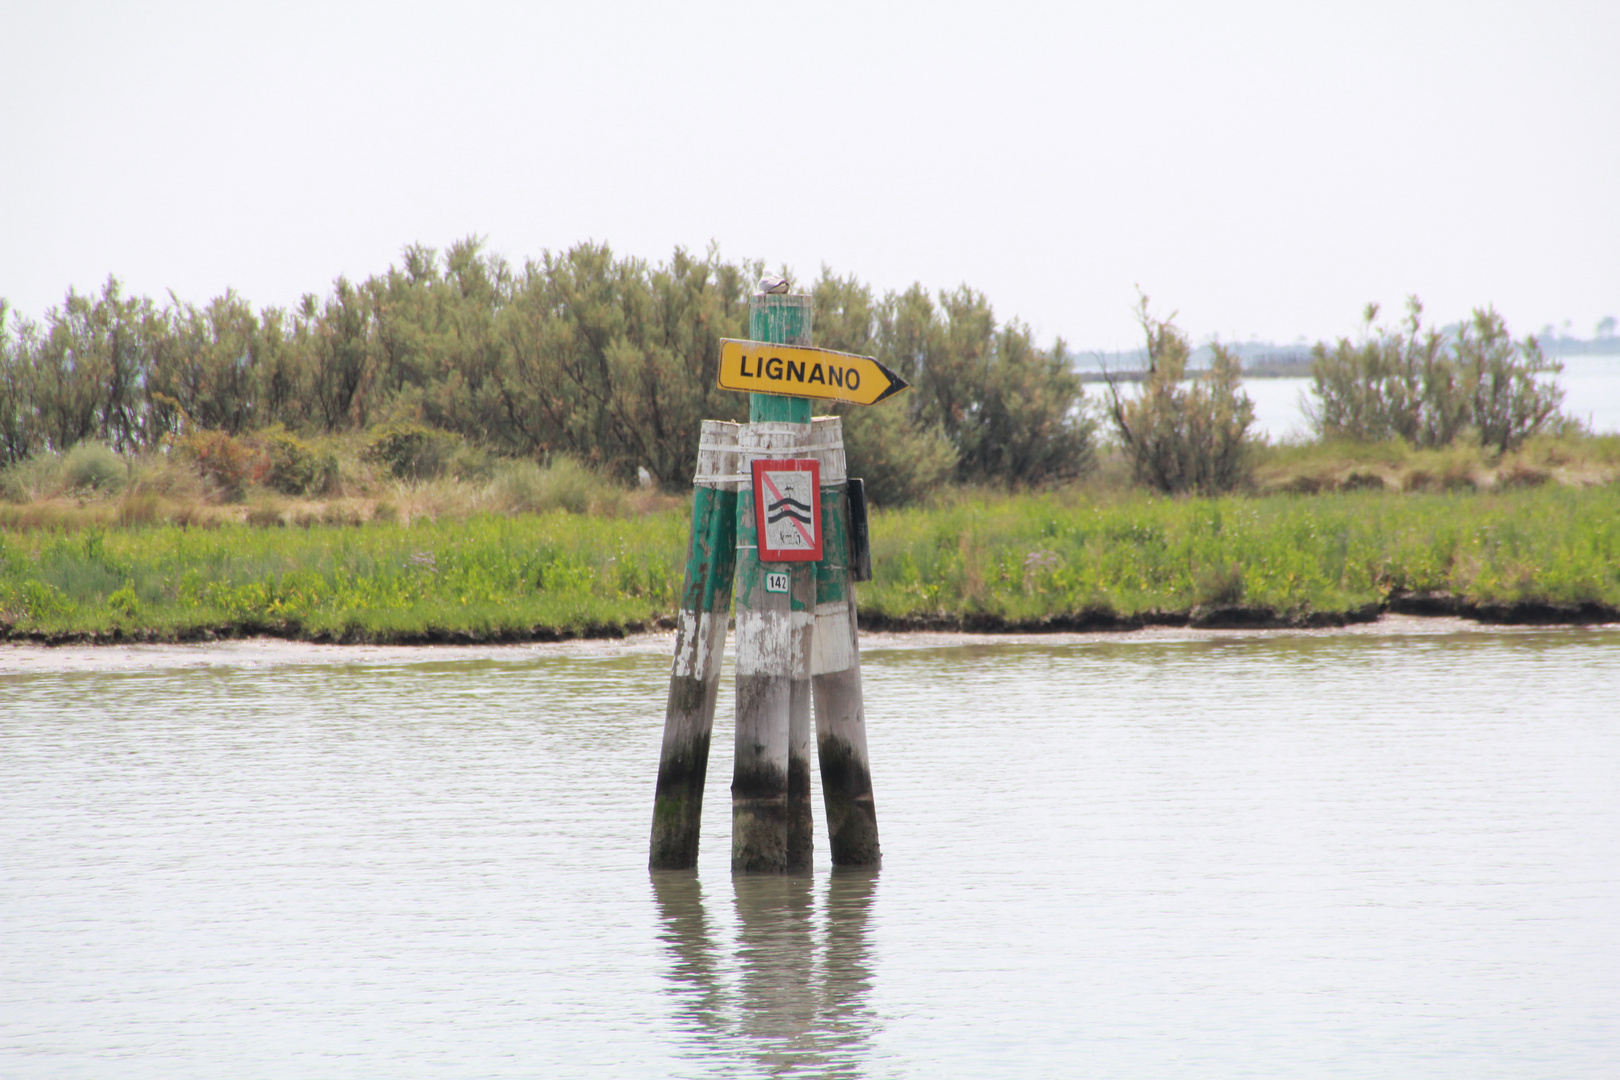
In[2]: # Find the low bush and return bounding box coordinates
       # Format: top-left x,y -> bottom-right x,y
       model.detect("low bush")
244,500 -> 287,527
1103,295 -> 1256,495
448,441 -> 496,482
365,421 -> 460,480
62,444 -> 127,495
840,405 -> 958,507
0,453 -> 62,502
257,426 -> 339,496
115,491 -> 162,527
489,456 -> 625,516
175,430 -> 258,500
1308,297 -> 1564,452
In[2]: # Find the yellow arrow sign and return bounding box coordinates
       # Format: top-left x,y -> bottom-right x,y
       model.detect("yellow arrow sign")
718,339 -> 909,406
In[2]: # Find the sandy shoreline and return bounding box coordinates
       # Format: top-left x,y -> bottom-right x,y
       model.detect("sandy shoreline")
2,614 -> 1615,674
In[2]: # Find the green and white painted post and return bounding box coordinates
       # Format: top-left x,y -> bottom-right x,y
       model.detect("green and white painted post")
731,293 -> 815,873
651,281 -> 907,873
649,420 -> 739,870
811,474 -> 881,864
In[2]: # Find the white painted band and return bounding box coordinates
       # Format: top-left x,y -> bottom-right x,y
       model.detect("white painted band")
693,417 -> 847,484
810,601 -> 855,675
734,607 -> 816,676
671,610 -> 727,681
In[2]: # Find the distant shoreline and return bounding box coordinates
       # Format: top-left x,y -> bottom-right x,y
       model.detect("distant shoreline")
1079,358 -> 1313,383
1079,340 -> 1620,383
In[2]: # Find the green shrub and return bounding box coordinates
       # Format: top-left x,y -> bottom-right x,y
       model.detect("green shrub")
244,500 -> 286,527
115,491 -> 162,527
321,501 -> 367,526
1457,307 -> 1565,454
0,454 -> 62,502
1103,295 -> 1256,495
365,421 -> 460,480
257,426 -> 338,495
840,406 -> 958,507
448,441 -> 496,482
490,456 -> 624,515
1308,298 -> 1563,453
813,271 -> 1095,488
62,444 -> 127,495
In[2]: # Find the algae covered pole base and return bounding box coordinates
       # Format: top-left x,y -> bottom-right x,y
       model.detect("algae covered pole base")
812,481 -> 881,866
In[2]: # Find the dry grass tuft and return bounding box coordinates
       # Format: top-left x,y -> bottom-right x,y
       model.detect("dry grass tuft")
1251,433 -> 1620,496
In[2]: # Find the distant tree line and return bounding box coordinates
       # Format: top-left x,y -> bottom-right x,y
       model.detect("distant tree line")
0,239 -> 1573,504
0,240 -> 1094,503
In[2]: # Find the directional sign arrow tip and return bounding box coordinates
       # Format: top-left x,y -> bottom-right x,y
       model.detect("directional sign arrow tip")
871,361 -> 909,404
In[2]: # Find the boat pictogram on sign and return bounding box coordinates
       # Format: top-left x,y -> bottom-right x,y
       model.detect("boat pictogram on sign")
752,458 -> 822,562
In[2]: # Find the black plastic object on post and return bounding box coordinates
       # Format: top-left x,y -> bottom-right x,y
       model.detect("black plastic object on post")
847,478 -> 872,583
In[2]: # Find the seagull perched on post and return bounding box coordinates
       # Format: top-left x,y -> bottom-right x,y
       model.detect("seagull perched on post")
758,275 -> 790,295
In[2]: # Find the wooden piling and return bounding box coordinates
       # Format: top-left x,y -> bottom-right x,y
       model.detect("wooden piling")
649,421 -> 739,870
813,462 -> 882,866
747,294 -> 813,425
732,420 -> 823,872
731,292 -> 814,873
732,457 -> 794,873
655,288 -> 883,874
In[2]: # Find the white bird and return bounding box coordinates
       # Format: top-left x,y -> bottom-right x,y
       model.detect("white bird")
758,275 -> 790,295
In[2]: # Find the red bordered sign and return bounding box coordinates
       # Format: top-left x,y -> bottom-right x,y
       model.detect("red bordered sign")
752,458 -> 822,562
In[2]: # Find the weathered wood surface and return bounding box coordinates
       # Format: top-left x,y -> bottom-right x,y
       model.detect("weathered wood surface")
649,420 -> 738,870
731,292 -> 815,872
812,477 -> 882,866
732,473 -> 795,873
656,290 -> 881,874
747,293 -> 813,425
787,557 -> 815,871
732,417 -> 849,873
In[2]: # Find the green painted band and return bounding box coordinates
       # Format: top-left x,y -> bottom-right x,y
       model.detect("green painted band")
749,394 -> 812,423
681,486 -> 738,613
748,296 -> 812,423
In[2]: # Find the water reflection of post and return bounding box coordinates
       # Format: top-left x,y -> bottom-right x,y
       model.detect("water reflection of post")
732,873 -> 818,1069
653,872 -> 881,1074
733,870 -> 879,1075
649,872 -> 727,1055
820,867 -> 880,1055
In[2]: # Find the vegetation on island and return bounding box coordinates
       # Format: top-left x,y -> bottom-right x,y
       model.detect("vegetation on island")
0,241 -> 1092,507
2,240 -> 1616,642
3,482 -> 1618,643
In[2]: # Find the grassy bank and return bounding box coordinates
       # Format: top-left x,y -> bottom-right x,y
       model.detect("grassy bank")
861,486 -> 1620,629
0,513 -> 688,643
4,486 -> 1619,643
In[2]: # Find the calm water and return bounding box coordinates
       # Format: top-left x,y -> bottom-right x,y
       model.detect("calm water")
3,627 -> 1619,1078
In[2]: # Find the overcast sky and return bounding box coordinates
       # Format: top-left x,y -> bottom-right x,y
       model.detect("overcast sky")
3,1 -> 1616,351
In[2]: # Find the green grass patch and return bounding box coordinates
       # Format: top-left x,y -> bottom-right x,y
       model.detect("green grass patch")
860,486 -> 1620,624
0,512 -> 688,642
3,486 -> 1618,642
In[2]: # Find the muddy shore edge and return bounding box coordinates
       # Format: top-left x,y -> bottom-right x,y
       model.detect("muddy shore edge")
3,591 -> 1617,652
